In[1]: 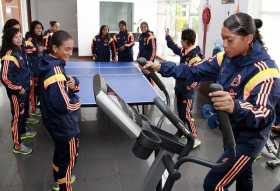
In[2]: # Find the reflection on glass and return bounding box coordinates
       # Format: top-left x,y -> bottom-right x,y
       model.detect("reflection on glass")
100,2 -> 133,32
222,0 -> 235,4
1,0 -> 22,24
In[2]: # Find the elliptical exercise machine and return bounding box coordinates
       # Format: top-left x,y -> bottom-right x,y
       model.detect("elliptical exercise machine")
93,58 -> 237,191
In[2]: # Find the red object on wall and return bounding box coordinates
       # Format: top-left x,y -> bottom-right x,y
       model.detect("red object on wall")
202,6 -> 211,55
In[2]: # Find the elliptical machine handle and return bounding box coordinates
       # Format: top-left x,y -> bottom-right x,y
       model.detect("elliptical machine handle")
137,57 -> 167,93
209,83 -> 236,158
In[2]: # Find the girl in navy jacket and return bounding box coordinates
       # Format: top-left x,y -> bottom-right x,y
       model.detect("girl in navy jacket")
25,20 -> 45,113
138,21 -> 156,62
0,28 -> 35,155
142,13 -> 280,191
112,20 -> 135,62
91,25 -> 116,62
165,28 -> 203,147
38,31 -> 80,191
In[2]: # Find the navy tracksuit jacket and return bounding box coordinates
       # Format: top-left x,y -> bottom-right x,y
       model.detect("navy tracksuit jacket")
24,32 -> 45,77
24,33 -> 45,112
159,40 -> 280,191
38,54 -> 80,141
138,31 -> 156,61
166,34 -> 203,99
113,31 -> 134,62
0,48 -> 30,146
38,54 -> 80,191
166,35 -> 203,136
91,35 -> 115,62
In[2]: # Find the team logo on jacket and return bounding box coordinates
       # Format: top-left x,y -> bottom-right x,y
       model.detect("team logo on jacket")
230,74 -> 241,87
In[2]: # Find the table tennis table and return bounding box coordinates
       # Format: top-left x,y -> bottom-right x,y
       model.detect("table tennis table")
65,61 -> 158,106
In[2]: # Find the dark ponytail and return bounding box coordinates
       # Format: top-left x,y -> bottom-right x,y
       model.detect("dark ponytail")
223,13 -> 264,47
254,18 -> 264,46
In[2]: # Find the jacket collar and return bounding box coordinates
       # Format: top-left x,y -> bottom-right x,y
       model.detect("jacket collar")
226,41 -> 270,67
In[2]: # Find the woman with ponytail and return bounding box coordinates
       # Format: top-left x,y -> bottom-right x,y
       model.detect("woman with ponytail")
142,13 -> 280,191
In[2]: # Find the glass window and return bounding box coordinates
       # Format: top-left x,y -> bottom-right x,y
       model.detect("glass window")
156,0 -> 200,60
100,1 -> 133,32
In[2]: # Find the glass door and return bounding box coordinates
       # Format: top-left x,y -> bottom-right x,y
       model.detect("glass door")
1,0 -> 22,26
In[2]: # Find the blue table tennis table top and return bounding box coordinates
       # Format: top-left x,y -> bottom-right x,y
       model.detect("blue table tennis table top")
65,61 -> 158,106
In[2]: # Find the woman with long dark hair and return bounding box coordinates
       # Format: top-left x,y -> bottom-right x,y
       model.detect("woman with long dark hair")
25,20 -> 45,114
138,21 -> 156,61
142,13 -> 280,191
0,28 -> 36,155
91,25 -> 115,62
112,20 -> 135,62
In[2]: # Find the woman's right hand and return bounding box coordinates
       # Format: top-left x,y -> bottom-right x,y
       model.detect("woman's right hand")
92,55 -> 96,61
165,28 -> 170,36
140,61 -> 161,73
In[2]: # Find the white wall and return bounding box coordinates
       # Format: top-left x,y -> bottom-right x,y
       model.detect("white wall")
247,0 -> 280,66
197,0 -> 280,66
198,0 -> 249,57
30,0 -> 78,46
77,0 -> 157,56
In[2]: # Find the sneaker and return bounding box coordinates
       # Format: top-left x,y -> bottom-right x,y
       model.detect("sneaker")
30,111 -> 41,117
254,154 -> 263,162
13,144 -> 32,155
262,145 -> 277,159
193,138 -> 202,149
52,175 -> 77,191
52,184 -> 59,191
21,131 -> 37,140
70,175 -> 77,184
27,117 -> 40,125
